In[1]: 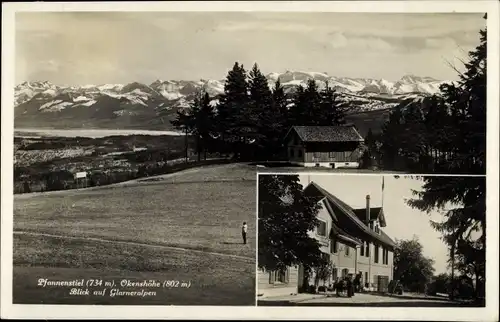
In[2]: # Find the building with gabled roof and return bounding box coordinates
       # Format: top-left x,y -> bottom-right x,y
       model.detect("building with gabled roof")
258,180 -> 395,298
283,125 -> 365,169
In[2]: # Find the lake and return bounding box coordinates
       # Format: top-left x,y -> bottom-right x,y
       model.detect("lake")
14,128 -> 184,138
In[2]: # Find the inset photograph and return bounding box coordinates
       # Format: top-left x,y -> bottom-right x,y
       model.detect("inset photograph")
257,174 -> 485,307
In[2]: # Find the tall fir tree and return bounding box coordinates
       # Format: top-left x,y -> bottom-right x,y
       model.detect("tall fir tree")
171,99 -> 197,161
303,79 -> 322,125
289,85 -> 307,126
399,102 -> 428,170
380,107 -> 404,170
196,92 -> 216,160
407,176 -> 485,301
271,79 -> 289,157
248,63 -> 274,156
407,19 -> 487,285
217,62 -> 249,157
319,82 -> 346,125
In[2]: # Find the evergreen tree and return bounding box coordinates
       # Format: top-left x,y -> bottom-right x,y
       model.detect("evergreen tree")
380,107 -> 403,170
407,176 -> 485,301
271,79 -> 289,158
248,63 -> 273,157
171,102 -> 196,161
272,78 -> 289,128
319,82 -> 345,125
361,128 -> 377,168
289,85 -> 307,126
365,128 -> 377,153
217,62 -> 249,157
424,95 -> 453,168
399,102 -> 428,170
197,92 -> 216,160
258,175 -> 327,272
303,79 -> 322,125
171,91 -> 216,161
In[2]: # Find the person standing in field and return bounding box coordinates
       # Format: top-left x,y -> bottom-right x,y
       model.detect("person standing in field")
242,222 -> 248,244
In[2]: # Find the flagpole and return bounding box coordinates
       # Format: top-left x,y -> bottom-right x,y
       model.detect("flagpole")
381,176 -> 385,209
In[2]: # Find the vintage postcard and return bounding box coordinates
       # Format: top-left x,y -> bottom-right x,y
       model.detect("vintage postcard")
1,1 -> 498,321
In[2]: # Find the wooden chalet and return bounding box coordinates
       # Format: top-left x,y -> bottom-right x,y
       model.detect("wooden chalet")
284,125 -> 365,168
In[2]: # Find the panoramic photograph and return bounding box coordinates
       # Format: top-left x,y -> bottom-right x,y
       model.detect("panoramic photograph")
257,174 -> 486,307
11,10 -> 487,306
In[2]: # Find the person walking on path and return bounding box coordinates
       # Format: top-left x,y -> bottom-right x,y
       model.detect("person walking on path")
242,222 -> 248,244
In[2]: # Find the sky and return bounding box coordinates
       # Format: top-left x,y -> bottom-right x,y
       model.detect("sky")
15,12 -> 486,86
297,174 -> 454,275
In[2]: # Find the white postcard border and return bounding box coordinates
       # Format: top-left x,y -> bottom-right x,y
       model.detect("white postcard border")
2,1 -> 499,321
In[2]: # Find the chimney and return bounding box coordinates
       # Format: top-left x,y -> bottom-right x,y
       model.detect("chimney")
366,195 -> 371,226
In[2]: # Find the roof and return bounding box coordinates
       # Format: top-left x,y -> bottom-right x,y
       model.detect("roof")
304,182 -> 396,249
285,125 -> 364,143
353,207 -> 387,227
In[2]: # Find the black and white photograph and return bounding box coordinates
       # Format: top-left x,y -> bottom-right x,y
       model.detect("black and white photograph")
257,174 -> 486,307
1,1 -> 498,321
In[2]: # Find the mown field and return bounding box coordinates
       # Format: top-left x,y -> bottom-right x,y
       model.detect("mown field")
13,163 -> 257,305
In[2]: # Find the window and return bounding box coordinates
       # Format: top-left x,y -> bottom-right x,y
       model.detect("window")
374,245 -> 380,263
316,220 -> 327,237
313,152 -> 320,158
365,272 -> 368,285
321,252 -> 330,262
360,242 -> 365,256
383,249 -> 389,265
345,245 -> 350,257
290,149 -> 295,157
277,270 -> 286,283
269,268 -> 289,284
330,239 -> 338,254
328,151 -> 336,158
333,268 -> 338,280
298,149 -> 303,157
333,240 -> 338,253
365,242 -> 370,257
341,268 -> 349,278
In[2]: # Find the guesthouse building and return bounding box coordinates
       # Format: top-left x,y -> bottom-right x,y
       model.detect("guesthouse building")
283,125 -> 365,169
258,181 -> 395,298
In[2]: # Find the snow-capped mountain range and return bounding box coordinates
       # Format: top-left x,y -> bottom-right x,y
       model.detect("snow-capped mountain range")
14,71 -> 452,130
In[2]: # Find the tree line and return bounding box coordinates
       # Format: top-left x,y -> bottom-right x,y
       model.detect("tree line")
171,63 -> 347,161
364,25 -> 486,175
392,236 -> 479,301
402,21 -> 487,303
407,176 -> 485,303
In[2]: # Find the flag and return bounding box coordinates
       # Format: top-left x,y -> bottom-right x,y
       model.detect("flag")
382,176 -> 385,191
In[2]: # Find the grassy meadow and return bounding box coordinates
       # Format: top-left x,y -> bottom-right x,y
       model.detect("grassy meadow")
13,164 -> 257,305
